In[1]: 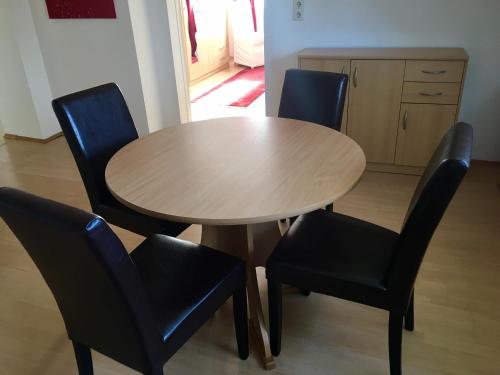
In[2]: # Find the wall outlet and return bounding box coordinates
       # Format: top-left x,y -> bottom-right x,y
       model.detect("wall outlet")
293,0 -> 304,21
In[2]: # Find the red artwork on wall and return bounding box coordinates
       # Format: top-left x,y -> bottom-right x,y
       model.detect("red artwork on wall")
45,0 -> 116,19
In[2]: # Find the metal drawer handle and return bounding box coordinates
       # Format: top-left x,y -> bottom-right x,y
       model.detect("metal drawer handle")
419,92 -> 443,97
341,66 -> 345,75
403,111 -> 408,130
353,67 -> 358,88
421,69 -> 447,75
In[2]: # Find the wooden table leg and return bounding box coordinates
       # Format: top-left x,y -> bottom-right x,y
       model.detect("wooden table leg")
201,222 -> 282,370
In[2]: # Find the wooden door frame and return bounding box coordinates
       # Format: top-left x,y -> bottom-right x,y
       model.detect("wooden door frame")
165,0 -> 191,123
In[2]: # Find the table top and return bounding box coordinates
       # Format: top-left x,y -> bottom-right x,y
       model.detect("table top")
105,117 -> 366,225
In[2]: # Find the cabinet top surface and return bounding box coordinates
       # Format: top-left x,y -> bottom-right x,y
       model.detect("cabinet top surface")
299,48 -> 468,61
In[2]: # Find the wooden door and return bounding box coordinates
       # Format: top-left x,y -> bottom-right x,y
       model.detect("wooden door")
299,58 -> 350,134
347,60 -> 405,163
395,104 -> 457,167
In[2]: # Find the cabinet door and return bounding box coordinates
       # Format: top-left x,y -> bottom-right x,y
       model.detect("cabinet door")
299,58 -> 350,134
396,104 -> 457,167
347,60 -> 405,163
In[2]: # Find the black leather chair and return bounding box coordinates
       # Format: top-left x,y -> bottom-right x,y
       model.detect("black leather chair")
278,69 -> 348,215
278,69 -> 348,131
266,122 -> 473,375
52,83 -> 189,238
0,188 -> 248,375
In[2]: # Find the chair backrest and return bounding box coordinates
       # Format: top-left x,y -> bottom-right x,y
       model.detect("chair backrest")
0,188 -> 160,371
278,69 -> 348,131
387,122 -> 473,305
52,83 -> 138,210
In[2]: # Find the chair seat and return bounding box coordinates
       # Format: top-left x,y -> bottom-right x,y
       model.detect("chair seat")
267,210 -> 399,294
131,235 -> 245,343
97,197 -> 189,238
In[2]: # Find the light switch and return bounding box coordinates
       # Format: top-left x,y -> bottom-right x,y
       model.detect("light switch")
293,0 -> 304,21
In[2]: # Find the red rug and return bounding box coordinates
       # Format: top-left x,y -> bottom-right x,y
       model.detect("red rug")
192,66 -> 265,108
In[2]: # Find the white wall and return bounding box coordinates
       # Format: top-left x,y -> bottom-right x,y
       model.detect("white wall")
0,0 -> 42,138
128,0 -> 181,132
265,0 -> 500,161
28,0 -> 150,135
10,0 -> 60,139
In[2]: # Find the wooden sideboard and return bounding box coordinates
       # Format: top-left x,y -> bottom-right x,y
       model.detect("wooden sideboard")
298,48 -> 469,174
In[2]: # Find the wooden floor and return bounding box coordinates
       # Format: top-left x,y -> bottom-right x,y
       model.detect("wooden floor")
0,137 -> 499,375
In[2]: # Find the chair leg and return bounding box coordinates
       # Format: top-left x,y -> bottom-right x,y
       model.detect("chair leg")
388,312 -> 403,375
233,286 -> 249,360
268,278 -> 282,356
72,341 -> 93,375
404,291 -> 414,331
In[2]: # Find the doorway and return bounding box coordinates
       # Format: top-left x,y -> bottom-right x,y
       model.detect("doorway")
172,0 -> 265,122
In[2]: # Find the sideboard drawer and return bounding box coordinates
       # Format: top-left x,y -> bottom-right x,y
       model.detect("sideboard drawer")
402,82 -> 461,104
405,60 -> 464,82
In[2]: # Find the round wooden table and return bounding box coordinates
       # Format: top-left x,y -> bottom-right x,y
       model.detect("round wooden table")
105,116 -> 366,369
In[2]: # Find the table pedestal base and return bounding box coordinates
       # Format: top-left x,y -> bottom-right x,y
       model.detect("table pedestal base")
201,222 -> 282,370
